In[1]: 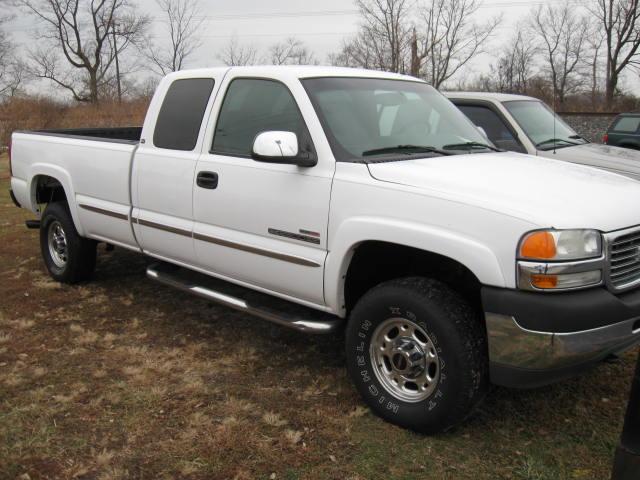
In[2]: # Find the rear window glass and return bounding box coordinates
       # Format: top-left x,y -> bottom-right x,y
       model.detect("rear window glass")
154,78 -> 215,151
612,116 -> 640,133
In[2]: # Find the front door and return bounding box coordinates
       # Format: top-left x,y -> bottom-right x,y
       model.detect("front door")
192,76 -> 333,306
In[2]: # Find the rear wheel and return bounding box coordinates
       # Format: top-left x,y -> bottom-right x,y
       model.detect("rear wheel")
345,277 -> 488,434
40,202 -> 97,283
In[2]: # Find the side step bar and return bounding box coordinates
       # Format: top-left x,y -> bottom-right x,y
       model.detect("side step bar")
146,263 -> 344,334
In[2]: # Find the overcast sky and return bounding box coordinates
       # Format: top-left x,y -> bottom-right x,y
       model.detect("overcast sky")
5,0 -> 638,96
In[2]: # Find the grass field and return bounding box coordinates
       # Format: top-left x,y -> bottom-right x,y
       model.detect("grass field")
0,153 -> 636,479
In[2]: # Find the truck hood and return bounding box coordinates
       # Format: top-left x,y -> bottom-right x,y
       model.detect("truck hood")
367,152 -> 640,232
539,143 -> 640,180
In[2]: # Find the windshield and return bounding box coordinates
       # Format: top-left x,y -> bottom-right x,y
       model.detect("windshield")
503,100 -> 588,150
302,77 -> 493,162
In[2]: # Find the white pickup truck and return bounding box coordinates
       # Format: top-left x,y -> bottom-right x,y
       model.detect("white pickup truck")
9,66 -> 640,434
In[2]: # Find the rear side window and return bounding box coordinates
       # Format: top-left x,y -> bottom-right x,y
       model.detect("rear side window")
212,78 -> 312,157
612,116 -> 640,133
154,78 -> 215,151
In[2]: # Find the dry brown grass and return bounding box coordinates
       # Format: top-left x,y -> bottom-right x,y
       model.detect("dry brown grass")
0,153 -> 636,479
0,96 -> 150,146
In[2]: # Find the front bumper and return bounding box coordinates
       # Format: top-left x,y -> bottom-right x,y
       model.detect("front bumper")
483,286 -> 640,388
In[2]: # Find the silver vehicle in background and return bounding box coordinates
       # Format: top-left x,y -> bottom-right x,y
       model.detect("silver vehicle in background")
447,92 -> 640,181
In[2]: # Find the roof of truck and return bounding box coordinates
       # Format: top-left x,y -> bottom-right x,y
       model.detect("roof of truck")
444,92 -> 539,102
164,65 -> 423,82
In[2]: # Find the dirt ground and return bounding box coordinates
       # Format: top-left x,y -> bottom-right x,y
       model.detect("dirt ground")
0,153 -> 636,480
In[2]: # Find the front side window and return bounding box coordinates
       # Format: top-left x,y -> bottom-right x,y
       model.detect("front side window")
503,100 -> 588,151
154,78 -> 215,151
212,78 -> 314,157
302,77 -> 492,162
457,104 -> 525,153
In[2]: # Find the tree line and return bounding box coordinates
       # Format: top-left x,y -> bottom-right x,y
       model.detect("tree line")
1,0 -> 640,111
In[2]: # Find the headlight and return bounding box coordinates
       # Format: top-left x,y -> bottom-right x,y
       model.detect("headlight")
518,229 -> 602,261
517,229 -> 604,292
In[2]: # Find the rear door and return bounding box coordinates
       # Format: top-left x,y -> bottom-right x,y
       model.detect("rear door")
132,73 -> 224,265
191,74 -> 334,306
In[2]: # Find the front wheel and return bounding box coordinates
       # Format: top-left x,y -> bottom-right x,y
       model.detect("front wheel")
40,202 -> 97,283
345,277 -> 488,434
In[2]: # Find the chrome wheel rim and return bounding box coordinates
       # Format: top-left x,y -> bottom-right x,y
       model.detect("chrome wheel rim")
369,317 -> 440,403
48,221 -> 68,268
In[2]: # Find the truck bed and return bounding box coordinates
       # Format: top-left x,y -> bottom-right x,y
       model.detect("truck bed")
20,126 -> 142,144
10,127 -> 141,250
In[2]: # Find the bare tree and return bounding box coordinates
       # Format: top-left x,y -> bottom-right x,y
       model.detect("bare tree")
146,0 -> 202,75
494,30 -> 538,94
591,0 -> 640,108
530,4 -> 588,106
18,0 -> 149,103
269,37 -> 317,65
0,15 -> 25,97
217,35 -> 259,66
350,0 -> 412,73
412,0 -> 501,88
585,22 -> 605,108
329,30 -> 394,70
333,0 -> 499,86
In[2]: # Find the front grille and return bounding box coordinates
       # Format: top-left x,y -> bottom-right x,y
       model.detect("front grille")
608,228 -> 640,291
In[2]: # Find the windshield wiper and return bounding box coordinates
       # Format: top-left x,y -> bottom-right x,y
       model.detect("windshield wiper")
362,145 -> 452,157
536,138 -> 580,149
442,141 -> 502,152
569,134 -> 589,143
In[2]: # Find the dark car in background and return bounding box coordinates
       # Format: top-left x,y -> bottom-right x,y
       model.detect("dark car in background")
604,113 -> 640,150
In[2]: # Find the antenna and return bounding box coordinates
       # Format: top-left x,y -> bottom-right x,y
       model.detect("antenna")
553,85 -> 557,155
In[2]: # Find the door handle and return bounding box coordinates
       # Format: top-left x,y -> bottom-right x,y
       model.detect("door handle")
197,171 -> 219,189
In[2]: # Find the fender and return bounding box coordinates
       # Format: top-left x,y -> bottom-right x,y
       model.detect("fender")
324,216 -> 506,315
26,163 -> 85,237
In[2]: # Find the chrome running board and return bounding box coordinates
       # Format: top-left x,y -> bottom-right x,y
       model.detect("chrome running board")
146,263 -> 343,334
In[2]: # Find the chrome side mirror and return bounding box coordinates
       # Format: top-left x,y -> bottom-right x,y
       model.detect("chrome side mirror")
252,131 -> 317,167
253,131 -> 298,159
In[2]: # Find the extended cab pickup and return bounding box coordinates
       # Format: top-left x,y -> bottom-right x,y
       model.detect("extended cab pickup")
9,67 -> 640,433
447,92 -> 640,181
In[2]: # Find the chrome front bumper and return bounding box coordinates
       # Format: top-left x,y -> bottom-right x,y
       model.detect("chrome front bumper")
486,313 -> 640,387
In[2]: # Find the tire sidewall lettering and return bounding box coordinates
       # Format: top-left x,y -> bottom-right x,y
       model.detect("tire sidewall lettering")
352,305 -> 447,416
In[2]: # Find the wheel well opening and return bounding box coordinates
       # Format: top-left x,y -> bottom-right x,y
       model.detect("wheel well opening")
344,241 -> 482,314
34,175 -> 67,205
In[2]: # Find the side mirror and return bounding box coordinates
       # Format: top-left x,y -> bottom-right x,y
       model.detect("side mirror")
477,126 -> 489,139
252,131 -> 316,167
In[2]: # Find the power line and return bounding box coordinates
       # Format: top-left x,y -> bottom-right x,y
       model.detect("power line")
2,0 -> 589,34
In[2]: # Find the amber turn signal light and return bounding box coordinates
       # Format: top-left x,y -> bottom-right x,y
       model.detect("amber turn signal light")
519,231 -> 557,260
530,274 -> 558,289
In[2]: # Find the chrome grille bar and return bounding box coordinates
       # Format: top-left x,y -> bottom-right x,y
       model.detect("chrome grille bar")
606,226 -> 640,292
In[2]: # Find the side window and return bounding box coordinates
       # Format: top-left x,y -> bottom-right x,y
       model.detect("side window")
612,117 -> 640,133
457,104 -> 525,152
212,78 -> 314,157
154,78 -> 215,151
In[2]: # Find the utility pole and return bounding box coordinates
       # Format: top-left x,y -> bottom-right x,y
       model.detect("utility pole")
612,348 -> 640,479
111,21 -> 122,103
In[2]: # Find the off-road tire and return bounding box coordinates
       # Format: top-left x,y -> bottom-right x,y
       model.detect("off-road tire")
345,277 -> 488,434
40,202 -> 97,283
